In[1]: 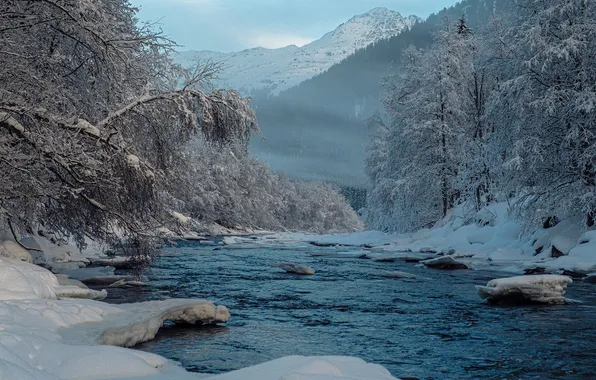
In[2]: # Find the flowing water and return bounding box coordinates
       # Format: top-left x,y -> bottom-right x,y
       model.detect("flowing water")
106,240 -> 596,379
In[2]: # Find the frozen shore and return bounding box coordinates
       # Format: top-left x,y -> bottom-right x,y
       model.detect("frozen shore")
227,202 -> 596,279
0,254 -> 399,380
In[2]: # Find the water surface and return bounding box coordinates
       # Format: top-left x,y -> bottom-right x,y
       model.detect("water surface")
109,241 -> 596,379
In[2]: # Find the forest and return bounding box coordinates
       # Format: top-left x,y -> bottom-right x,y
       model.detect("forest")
364,0 -> 596,234
0,0 -> 362,267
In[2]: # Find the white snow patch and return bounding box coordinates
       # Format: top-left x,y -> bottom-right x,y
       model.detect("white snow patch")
204,356 -> 398,380
476,275 -> 572,304
0,240 -> 32,262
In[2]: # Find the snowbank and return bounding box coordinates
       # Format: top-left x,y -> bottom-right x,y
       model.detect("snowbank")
204,356 -> 398,380
97,300 -> 230,347
0,257 -> 105,301
476,275 -> 572,304
0,252 -> 399,380
0,258 -> 230,379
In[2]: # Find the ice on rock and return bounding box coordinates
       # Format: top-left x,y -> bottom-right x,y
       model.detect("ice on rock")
204,356 -> 398,380
54,286 -> 107,300
108,279 -> 147,288
0,240 -> 33,263
476,275 -> 572,304
59,299 -> 231,347
272,262 -> 315,275
421,256 -> 468,270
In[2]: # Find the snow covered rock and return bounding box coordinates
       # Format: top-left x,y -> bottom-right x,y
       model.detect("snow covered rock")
204,356 -> 398,380
476,275 -> 572,305
54,274 -> 88,289
54,286 -> 107,300
108,279 -> 147,288
97,299 -> 230,347
90,256 -> 135,269
421,256 -> 468,270
380,271 -> 416,279
0,240 -> 32,263
273,263 -> 315,275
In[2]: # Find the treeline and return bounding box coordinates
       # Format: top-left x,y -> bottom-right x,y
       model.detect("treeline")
0,0 -> 361,264
364,0 -> 596,232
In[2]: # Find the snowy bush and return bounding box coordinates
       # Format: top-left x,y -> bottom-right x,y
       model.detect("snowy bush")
171,139 -> 363,234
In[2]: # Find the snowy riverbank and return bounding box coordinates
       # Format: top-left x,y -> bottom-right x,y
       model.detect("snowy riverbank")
0,255 -> 399,380
219,202 -> 596,279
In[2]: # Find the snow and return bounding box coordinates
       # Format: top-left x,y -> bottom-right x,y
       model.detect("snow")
0,257 -> 233,379
0,257 -> 60,300
0,257 -> 398,380
58,299 -> 231,347
476,275 -> 572,304
467,227 -> 496,244
0,240 -> 33,262
175,9 -> 419,97
204,356 -> 398,380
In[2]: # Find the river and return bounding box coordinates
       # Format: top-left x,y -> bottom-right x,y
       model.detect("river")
104,239 -> 596,379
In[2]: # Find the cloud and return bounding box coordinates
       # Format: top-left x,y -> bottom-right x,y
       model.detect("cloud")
245,32 -> 314,49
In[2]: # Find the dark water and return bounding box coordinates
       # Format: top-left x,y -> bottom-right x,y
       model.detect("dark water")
109,241 -> 596,379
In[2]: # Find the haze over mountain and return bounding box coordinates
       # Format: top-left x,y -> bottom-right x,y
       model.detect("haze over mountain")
176,8 -> 420,96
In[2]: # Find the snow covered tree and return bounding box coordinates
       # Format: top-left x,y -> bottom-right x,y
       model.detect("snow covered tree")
0,0 -> 257,264
488,0 -> 596,227
365,17 -> 478,231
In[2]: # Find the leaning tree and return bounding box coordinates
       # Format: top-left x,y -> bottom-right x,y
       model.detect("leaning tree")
0,0 -> 258,264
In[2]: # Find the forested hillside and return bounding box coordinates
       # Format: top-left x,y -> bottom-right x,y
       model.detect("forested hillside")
251,0 -> 500,188
365,0 -> 596,233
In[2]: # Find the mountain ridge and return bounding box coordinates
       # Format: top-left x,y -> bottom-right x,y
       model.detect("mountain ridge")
175,7 -> 421,96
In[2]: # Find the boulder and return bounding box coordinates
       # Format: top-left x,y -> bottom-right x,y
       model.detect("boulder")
0,241 -> 33,263
476,275 -> 572,305
421,256 -> 468,270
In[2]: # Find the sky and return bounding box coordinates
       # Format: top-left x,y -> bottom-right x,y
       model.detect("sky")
132,0 -> 458,52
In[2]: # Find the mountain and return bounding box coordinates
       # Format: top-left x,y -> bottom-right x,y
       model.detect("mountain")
250,0 -> 504,190
175,8 -> 421,96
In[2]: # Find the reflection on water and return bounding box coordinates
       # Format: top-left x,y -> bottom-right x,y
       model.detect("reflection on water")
108,241 -> 596,379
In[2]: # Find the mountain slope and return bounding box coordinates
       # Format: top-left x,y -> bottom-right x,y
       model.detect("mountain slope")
176,8 -> 420,96
250,0 -> 503,188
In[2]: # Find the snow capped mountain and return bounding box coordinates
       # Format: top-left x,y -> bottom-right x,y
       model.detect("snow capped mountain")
175,8 -> 421,96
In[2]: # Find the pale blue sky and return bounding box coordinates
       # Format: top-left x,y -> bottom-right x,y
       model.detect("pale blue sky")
132,0 -> 458,52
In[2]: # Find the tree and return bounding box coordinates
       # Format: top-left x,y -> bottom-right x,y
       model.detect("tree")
488,0 -> 596,227
0,0 -> 257,264
365,17 -> 476,232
